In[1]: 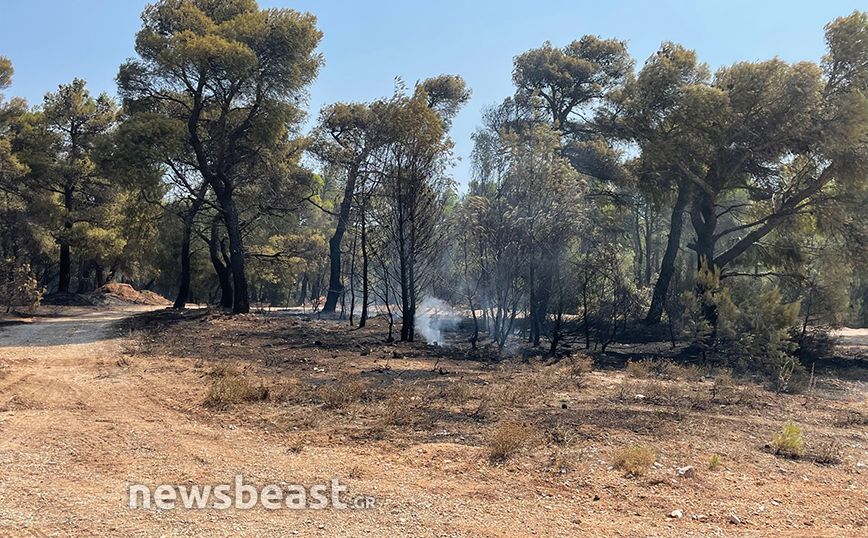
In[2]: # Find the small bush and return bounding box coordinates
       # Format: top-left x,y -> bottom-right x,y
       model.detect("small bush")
567,353 -> 594,378
551,448 -> 580,474
379,384 -> 430,427
316,377 -> 368,409
547,421 -> 579,446
490,381 -> 534,408
489,421 -> 532,462
771,420 -> 805,458
286,436 -> 306,454
626,359 -> 652,379
811,438 -> 844,465
708,454 -> 721,471
736,383 -> 763,406
1,261 -> 42,312
640,379 -> 680,404
616,378 -> 641,400
711,370 -> 736,402
797,327 -> 838,361
443,380 -> 477,405
204,374 -> 268,408
613,444 -> 656,476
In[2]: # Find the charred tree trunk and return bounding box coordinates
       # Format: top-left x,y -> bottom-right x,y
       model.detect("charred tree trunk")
645,184 -> 689,324
173,216 -> 194,309
58,185 -> 73,293
644,205 -> 653,285
209,215 -> 233,309
323,167 -> 360,314
399,253 -> 412,342
174,186 -> 207,309
95,265 -> 107,288
690,189 -> 720,333
173,198 -> 204,309
359,210 -> 369,328
220,196 -> 249,314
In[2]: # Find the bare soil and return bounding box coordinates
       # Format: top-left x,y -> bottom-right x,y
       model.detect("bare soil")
2,307 -> 868,537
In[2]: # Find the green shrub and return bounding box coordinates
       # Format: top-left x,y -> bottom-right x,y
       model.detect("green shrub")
2,260 -> 41,312
771,420 -> 805,458
708,453 -> 721,470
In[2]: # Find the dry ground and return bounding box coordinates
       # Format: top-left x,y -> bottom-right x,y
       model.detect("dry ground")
2,307 -> 868,537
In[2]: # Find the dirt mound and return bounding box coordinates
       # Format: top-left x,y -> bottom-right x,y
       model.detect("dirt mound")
93,283 -> 172,306
138,289 -> 173,306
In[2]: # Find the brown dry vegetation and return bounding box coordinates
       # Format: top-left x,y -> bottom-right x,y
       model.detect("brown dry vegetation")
4,308 -> 868,536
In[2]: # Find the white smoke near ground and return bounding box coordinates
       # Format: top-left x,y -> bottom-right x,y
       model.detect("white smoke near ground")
351,304 -> 379,319
414,297 -> 458,346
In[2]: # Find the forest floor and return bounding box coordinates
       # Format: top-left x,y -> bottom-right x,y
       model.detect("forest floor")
2,306 -> 868,536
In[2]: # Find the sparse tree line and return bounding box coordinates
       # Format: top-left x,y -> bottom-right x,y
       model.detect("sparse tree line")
1,2 -> 868,374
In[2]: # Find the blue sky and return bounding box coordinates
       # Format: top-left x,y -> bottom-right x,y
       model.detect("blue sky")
0,0 -> 862,189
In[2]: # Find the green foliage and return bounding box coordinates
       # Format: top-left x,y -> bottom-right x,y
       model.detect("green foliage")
0,56 -> 12,90
1,260 -> 41,311
119,0 -> 325,313
772,420 -> 805,458
728,287 -> 800,366
513,36 -> 632,131
708,454 -> 721,471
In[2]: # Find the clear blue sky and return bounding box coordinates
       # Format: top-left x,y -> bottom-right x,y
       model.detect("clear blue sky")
0,0 -> 862,189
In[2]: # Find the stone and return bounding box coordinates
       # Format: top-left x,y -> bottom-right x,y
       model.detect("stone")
676,466 -> 697,478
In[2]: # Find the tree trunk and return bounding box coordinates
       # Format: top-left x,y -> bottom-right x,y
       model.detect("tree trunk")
220,197 -> 249,314
400,255 -> 412,342
58,232 -> 72,291
209,216 -> 233,309
633,207 -> 644,287
75,261 -> 91,294
57,181 -> 74,293
173,205 -> 197,309
645,184 -> 688,324
359,211 -> 369,328
348,226 -> 357,326
174,187 -> 206,309
644,204 -> 653,285
323,168 -> 359,314
95,265 -> 107,288
690,189 -> 720,333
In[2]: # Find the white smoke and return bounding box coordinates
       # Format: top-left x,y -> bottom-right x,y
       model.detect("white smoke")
414,297 -> 458,346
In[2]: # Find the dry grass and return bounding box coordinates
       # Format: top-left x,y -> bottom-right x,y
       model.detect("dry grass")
378,383 -> 433,427
286,435 -> 306,454
443,379 -> 479,405
488,421 -> 533,462
550,448 -> 581,475
626,359 -> 652,379
657,359 -> 703,382
639,379 -> 681,404
810,437 -> 844,465
613,444 -> 656,476
711,370 -> 736,402
315,377 -> 369,409
203,371 -> 268,408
